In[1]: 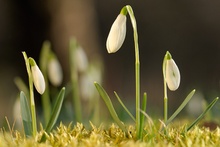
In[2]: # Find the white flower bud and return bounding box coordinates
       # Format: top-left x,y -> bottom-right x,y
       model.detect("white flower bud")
106,14 -> 127,53
165,58 -> 180,91
48,57 -> 63,86
30,58 -> 45,94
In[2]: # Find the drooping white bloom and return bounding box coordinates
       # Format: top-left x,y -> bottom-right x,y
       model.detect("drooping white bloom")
80,59 -> 103,100
48,57 -> 63,86
30,58 -> 45,94
106,14 -> 127,53
165,58 -> 180,91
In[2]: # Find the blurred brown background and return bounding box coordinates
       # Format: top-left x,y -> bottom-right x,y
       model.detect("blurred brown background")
1,0 -> 220,125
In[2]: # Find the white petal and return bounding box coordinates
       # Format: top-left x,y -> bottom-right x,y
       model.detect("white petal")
106,14 -> 127,53
31,65 -> 45,94
165,59 -> 180,91
48,58 -> 63,86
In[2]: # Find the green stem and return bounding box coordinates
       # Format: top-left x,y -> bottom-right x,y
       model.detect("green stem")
69,38 -> 82,122
139,92 -> 147,139
22,52 -> 37,137
163,53 -> 168,122
39,41 -> 52,125
125,5 -> 140,139
164,97 -> 168,122
41,78 -> 51,125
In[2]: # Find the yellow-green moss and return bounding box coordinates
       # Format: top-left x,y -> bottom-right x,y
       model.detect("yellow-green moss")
0,122 -> 220,147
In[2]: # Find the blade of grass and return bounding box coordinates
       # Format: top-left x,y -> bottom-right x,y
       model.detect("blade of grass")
94,82 -> 126,132
20,91 -> 32,137
114,91 -> 135,122
139,109 -> 155,133
187,97 -> 219,131
45,87 -> 65,133
165,89 -> 195,126
139,92 -> 147,139
40,87 -> 65,142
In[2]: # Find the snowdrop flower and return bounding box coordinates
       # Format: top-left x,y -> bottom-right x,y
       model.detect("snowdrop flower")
80,59 -> 103,100
48,55 -> 63,86
165,52 -> 180,91
29,58 -> 45,94
106,13 -> 127,53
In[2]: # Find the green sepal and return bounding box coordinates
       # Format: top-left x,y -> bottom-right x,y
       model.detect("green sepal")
28,57 -> 37,66
120,6 -> 128,15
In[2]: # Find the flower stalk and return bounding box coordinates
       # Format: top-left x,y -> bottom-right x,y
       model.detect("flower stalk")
125,5 -> 141,138
163,51 -> 180,122
106,5 -> 141,138
69,38 -> 82,122
22,52 -> 37,137
39,41 -> 52,125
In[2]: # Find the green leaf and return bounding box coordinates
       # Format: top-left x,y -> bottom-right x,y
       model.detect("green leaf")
114,91 -> 135,122
94,82 -> 126,132
187,97 -> 219,131
40,87 -> 65,142
45,87 -> 65,133
165,89 -> 196,126
20,91 -> 32,137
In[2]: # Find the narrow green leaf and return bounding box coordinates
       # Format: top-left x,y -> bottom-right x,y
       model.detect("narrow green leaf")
45,87 -> 65,133
114,91 -> 135,122
139,92 -> 147,139
166,89 -> 196,126
94,82 -> 126,132
40,87 -> 65,142
20,91 -> 32,137
187,97 -> 219,131
139,109 -> 155,132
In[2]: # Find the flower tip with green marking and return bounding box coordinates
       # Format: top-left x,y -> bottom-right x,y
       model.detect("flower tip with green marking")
106,13 -> 127,53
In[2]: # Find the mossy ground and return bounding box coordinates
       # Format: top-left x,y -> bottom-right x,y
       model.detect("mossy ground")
0,120 -> 220,147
